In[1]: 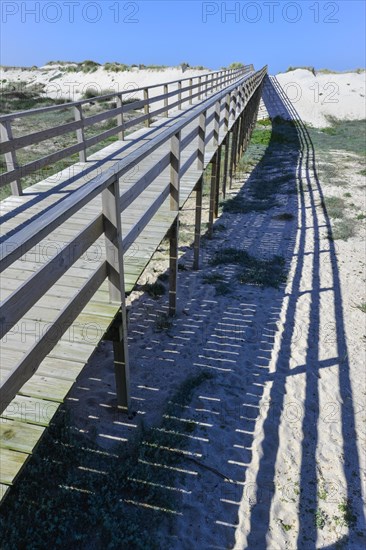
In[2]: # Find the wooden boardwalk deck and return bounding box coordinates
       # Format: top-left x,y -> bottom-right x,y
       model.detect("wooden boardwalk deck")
0,66 -> 266,503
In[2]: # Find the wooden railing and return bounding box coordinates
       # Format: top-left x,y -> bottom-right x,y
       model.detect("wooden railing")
0,66 -> 252,196
0,65 -> 267,412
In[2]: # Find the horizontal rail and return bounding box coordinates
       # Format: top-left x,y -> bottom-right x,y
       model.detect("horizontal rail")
0,216 -> 104,338
0,66 -> 252,193
0,67 -> 250,122
0,262 -> 107,408
0,67 -> 267,270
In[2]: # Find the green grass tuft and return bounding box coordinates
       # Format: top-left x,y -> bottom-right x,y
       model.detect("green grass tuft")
325,196 -> 346,219
210,248 -> 287,289
329,218 -> 357,240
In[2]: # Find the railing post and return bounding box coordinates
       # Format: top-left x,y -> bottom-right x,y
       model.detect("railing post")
169,130 -> 181,316
102,177 -> 130,410
224,93 -> 230,133
214,143 -> 222,218
230,91 -> 237,121
73,104 -> 87,162
143,88 -> 150,127
194,110 -> 207,270
198,76 -> 202,100
222,134 -> 230,199
178,81 -> 182,110
229,123 -> 238,189
0,120 -> 22,195
213,100 -> 220,148
164,84 -> 169,117
208,151 -> 217,238
189,78 -> 193,104
116,94 -> 125,141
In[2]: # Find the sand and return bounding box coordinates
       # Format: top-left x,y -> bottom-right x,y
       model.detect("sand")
0,64 -> 211,102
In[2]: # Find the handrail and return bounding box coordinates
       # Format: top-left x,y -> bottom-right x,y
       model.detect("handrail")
0,66 -> 251,122
0,65 -> 267,411
0,66 -> 253,195
0,66 -> 267,270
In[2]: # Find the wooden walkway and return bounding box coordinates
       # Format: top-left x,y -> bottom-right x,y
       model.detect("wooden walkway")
0,66 -> 266,503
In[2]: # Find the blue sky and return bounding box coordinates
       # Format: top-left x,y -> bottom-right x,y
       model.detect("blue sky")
1,1 -> 365,74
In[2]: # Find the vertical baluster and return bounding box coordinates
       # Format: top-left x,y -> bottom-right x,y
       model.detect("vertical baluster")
178,81 -> 182,110
74,104 -> 87,162
0,120 -> 22,195
116,94 -> 125,141
102,177 -> 130,410
143,88 -> 150,127
164,84 -> 169,117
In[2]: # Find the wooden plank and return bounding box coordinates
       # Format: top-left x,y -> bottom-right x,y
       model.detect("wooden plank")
0,483 -> 10,500
1,395 -> 60,426
0,216 -> 104,338
0,264 -> 107,414
0,420 -> 45,454
0,448 -> 29,485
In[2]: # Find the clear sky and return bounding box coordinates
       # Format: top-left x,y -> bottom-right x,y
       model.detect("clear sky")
1,0 -> 365,74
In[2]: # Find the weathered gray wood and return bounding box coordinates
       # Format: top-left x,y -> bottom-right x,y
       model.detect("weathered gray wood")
197,111 -> 207,170
0,263 -> 107,414
222,134 -> 230,199
214,143 -> 222,218
0,121 -> 22,195
169,218 -> 179,316
74,105 -> 87,162
122,185 -> 171,253
144,89 -> 150,127
0,216 -> 104,338
178,81 -> 182,110
102,178 -> 130,408
208,151 -> 217,238
224,93 -> 230,133
164,84 -> 169,117
213,100 -> 221,147
116,95 -> 125,140
193,176 -> 203,270
170,131 -> 181,211
119,153 -> 170,212
168,130 -> 181,316
0,66 -> 249,124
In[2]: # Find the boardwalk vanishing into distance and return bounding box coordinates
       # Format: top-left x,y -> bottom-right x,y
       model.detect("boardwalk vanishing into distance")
0,65 -> 267,503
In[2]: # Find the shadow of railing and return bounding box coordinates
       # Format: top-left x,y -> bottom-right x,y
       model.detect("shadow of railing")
243,75 -> 365,549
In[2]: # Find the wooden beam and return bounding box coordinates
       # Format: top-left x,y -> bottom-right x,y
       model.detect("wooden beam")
222,134 -> 230,199
169,131 -> 181,316
0,121 -> 22,195
164,84 -> 169,117
73,105 -> 87,162
116,94 -> 125,140
208,151 -> 217,238
193,176 -> 203,270
102,177 -> 130,409
143,88 -> 150,127
214,143 -> 222,218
